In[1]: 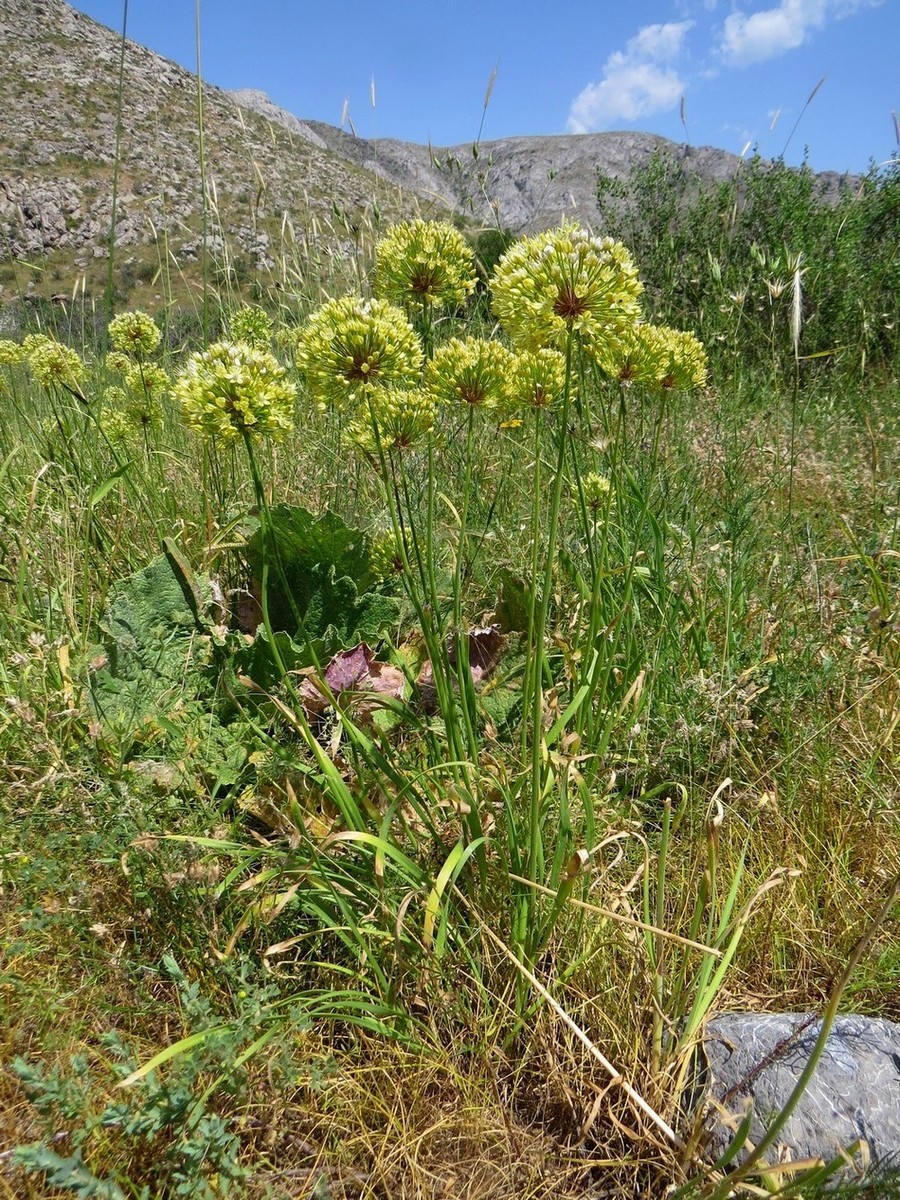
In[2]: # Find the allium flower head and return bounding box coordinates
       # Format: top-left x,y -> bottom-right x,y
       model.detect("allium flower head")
369,530 -> 406,581
125,362 -> 170,399
579,472 -> 612,512
0,339 -> 23,365
108,310 -> 161,358
373,219 -> 477,310
105,383 -> 164,437
490,223 -> 643,354
424,337 -> 514,410
26,336 -> 86,390
295,296 -> 423,412
102,407 -> 132,445
509,348 -> 567,409
174,341 -> 296,442
106,350 -> 131,374
655,328 -> 708,391
228,305 -> 274,349
345,387 -> 435,454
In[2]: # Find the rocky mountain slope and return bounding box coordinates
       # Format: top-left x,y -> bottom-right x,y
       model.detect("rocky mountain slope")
0,0 -> 856,308
0,0 -> 420,304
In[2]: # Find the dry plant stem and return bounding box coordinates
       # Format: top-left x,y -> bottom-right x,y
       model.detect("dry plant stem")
457,887 -> 686,1152
505,872 -> 723,956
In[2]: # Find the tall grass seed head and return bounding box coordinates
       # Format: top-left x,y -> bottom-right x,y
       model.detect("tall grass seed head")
228,305 -> 274,349
108,310 -> 161,358
174,341 -> 296,442
490,222 -> 643,354
373,219 -> 478,310
344,387 -> 436,454
425,337 -> 515,411
295,296 -> 423,412
509,347 -> 567,409
26,337 -> 86,389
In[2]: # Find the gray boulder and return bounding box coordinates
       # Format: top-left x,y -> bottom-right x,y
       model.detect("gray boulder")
696,1013 -> 900,1184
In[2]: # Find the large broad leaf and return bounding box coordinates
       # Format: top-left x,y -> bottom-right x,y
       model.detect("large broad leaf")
90,548 -> 247,787
244,505 -> 400,650
100,546 -> 213,679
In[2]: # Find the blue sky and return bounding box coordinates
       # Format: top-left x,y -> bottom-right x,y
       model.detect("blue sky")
69,0 -> 896,174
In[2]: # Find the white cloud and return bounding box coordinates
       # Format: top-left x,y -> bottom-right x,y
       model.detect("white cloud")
567,21 -> 693,133
718,0 -> 876,65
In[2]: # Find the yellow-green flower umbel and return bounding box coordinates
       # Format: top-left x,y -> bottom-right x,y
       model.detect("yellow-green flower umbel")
344,387 -> 436,454
295,296 -> 423,412
25,336 -> 86,391
174,341 -> 296,442
0,339 -> 23,365
509,347 -> 567,409
594,322 -> 706,389
108,310 -> 162,358
228,305 -> 274,349
373,219 -> 477,311
424,337 -> 515,411
654,327 -> 708,390
579,471 -> 612,512
490,222 -> 643,355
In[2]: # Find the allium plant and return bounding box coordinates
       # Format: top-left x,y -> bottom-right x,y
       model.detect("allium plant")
344,387 -> 436,455
596,323 -> 708,390
490,222 -> 643,356
108,310 -> 162,359
424,337 -> 515,411
294,296 -> 423,412
508,347 -> 567,410
228,305 -> 274,349
0,339 -> 23,365
24,335 -> 86,396
373,219 -> 477,313
174,341 -> 295,443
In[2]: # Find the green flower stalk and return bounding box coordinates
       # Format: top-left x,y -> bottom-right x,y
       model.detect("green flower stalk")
228,304 -> 274,349
509,347 -> 567,409
424,337 -> 515,410
344,387 -> 436,454
174,341 -> 296,442
295,296 -> 423,412
373,219 -> 477,311
108,310 -> 161,358
491,222 -> 643,356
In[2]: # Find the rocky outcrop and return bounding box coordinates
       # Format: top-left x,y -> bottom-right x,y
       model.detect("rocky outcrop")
0,0 -> 416,273
0,0 -> 860,284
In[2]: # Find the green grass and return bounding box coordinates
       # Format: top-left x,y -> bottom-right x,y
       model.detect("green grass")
0,174 -> 898,1200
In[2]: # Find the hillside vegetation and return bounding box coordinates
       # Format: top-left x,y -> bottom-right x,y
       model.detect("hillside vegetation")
0,6 -> 898,1199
